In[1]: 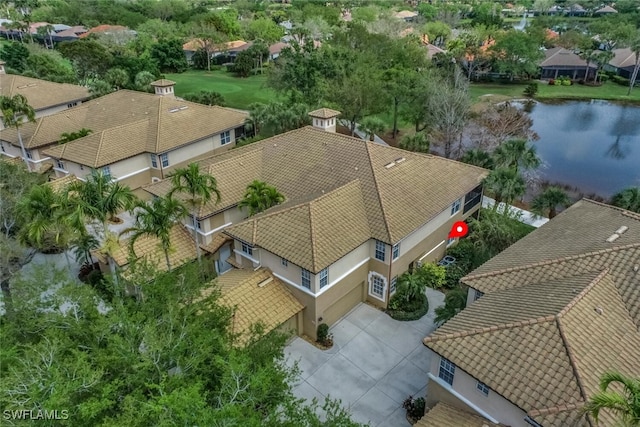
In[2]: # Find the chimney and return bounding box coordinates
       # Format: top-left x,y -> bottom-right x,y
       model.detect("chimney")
150,79 -> 176,97
308,108 -> 341,133
0,60 -> 5,74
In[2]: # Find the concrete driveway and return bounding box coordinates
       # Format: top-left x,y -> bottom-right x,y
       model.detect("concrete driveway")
285,289 -> 445,426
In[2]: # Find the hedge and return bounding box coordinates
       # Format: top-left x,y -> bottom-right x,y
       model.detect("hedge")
387,293 -> 429,321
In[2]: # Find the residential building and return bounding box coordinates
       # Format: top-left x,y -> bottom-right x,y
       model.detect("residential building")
145,113 -> 487,338
394,10 -> 419,22
416,402 -> 504,427
422,200 -> 640,427
0,67 -> 90,127
539,47 -> 596,80
606,47 -> 638,79
594,5 -> 618,15
1,81 -> 247,189
182,39 -> 250,64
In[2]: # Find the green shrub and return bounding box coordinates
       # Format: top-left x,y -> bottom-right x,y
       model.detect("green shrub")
562,79 -> 571,86
612,75 -> 630,86
415,263 -> 446,290
403,396 -> 426,419
316,323 -> 329,343
387,293 -> 429,321
443,264 -> 467,289
523,82 -> 538,97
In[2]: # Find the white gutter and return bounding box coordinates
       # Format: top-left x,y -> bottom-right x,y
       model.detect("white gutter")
184,222 -> 232,237
114,167 -> 150,182
273,272 -> 316,297
315,257 -> 370,297
419,240 -> 446,262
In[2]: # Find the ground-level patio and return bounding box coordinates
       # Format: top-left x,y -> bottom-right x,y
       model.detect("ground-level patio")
285,288 -> 445,426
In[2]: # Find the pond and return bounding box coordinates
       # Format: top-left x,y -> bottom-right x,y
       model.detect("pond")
527,100 -> 640,198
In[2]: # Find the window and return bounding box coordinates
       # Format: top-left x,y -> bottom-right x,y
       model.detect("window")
0,142 -> 5,152
463,185 -> 483,214
191,215 -> 201,230
301,269 -> 311,289
26,150 -> 32,159
220,130 -> 231,145
476,381 -> 489,396
447,237 -> 457,246
281,258 -> 288,267
79,164 -> 84,170
392,243 -> 400,260
150,154 -> 158,168
160,153 -> 169,167
319,268 -> 328,288
438,358 -> 456,386
241,242 -> 253,256
67,102 -> 77,108
56,159 -> 64,170
390,275 -> 398,294
473,289 -> 484,301
375,240 -> 386,261
451,198 -> 461,215
371,275 -> 385,298
102,166 -> 111,179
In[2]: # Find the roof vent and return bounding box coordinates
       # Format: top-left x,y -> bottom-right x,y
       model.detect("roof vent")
168,108 -> 180,113
606,233 -> 620,243
179,106 -> 188,111
384,162 -> 396,169
615,226 -> 629,235
594,306 -> 604,315
395,157 -> 406,163
258,278 -> 273,288
273,144 -> 277,147
634,265 -> 639,272
354,166 -> 358,171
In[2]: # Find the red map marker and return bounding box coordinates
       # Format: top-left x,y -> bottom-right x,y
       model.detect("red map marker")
448,221 -> 468,239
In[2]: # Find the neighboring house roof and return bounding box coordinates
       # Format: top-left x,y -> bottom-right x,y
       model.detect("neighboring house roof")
182,38 -> 249,53
463,199 -> 640,326
269,41 -> 289,55
545,28 -> 559,39
416,402 -> 503,427
144,126 -> 487,272
540,47 -> 594,68
201,233 -> 233,254
100,223 -> 196,271
425,268 -> 640,427
609,47 -> 637,69
79,24 -> 133,38
45,174 -> 82,193
394,10 -> 419,19
595,5 -> 617,13
2,89 -> 246,162
425,43 -> 445,59
200,268 -> 304,344
0,74 -> 89,112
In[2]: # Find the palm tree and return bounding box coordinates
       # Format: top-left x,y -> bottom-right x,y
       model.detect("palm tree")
399,132 -> 430,153
434,286 -> 467,325
0,94 -> 36,172
531,186 -> 571,218
68,169 -> 137,239
594,50 -> 614,84
168,163 -> 220,263
611,187 -> 640,213
624,34 -> 640,96
483,167 -> 526,213
99,231 -> 122,283
59,128 -> 92,144
582,371 -> 640,426
72,232 -> 99,268
238,180 -> 284,217
126,196 -> 188,272
579,49 -> 598,82
492,139 -> 541,174
359,117 -> 386,141
397,272 -> 426,303
461,148 -> 494,169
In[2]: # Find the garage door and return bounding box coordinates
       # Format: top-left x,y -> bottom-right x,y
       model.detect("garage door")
322,281 -> 365,326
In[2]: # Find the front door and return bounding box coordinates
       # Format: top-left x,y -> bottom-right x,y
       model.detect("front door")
217,244 -> 232,274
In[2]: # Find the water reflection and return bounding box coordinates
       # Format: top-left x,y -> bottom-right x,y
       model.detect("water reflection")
527,100 -> 640,197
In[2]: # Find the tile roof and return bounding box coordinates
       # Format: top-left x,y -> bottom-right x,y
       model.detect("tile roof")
416,402 -> 503,427
609,48 -> 637,69
224,181 -> 371,272
201,233 -> 232,254
144,126 -> 487,271
150,79 -> 175,87
394,10 -> 419,19
0,74 -> 89,112
106,224 -> 197,271
308,108 -> 341,119
595,5 -> 617,13
45,174 -> 82,193
541,47 -> 594,68
463,199 -> 640,326
182,38 -> 248,52
5,90 -> 248,164
200,268 -> 304,344
445,200 -> 640,427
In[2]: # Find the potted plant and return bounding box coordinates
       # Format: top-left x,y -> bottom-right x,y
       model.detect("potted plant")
403,395 -> 426,424
316,323 -> 334,349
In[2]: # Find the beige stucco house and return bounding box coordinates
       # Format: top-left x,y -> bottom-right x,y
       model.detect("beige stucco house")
1,80 -> 247,190
422,200 -> 640,427
0,64 -> 90,133
145,113 -> 487,339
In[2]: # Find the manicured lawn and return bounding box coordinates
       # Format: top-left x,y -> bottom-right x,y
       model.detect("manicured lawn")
470,81 -> 640,103
164,70 -> 278,110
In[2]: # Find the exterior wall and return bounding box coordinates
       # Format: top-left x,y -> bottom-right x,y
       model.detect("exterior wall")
316,264 -> 367,327
426,351 -> 530,427
53,154 -> 152,190
311,117 -> 337,133
34,101 -> 83,119
159,130 -> 237,177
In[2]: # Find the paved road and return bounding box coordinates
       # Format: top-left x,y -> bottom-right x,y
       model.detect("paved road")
285,288 -> 445,426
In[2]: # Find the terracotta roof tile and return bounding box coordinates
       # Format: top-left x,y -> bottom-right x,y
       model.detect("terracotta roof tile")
200,268 -> 304,344
45,174 -> 82,193
3,89 -> 246,155
144,126 -> 487,271
308,108 -> 341,119
416,402 -> 503,427
0,74 -> 89,113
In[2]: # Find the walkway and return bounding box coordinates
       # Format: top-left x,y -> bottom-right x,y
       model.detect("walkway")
285,288 -> 444,426
482,196 -> 549,228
